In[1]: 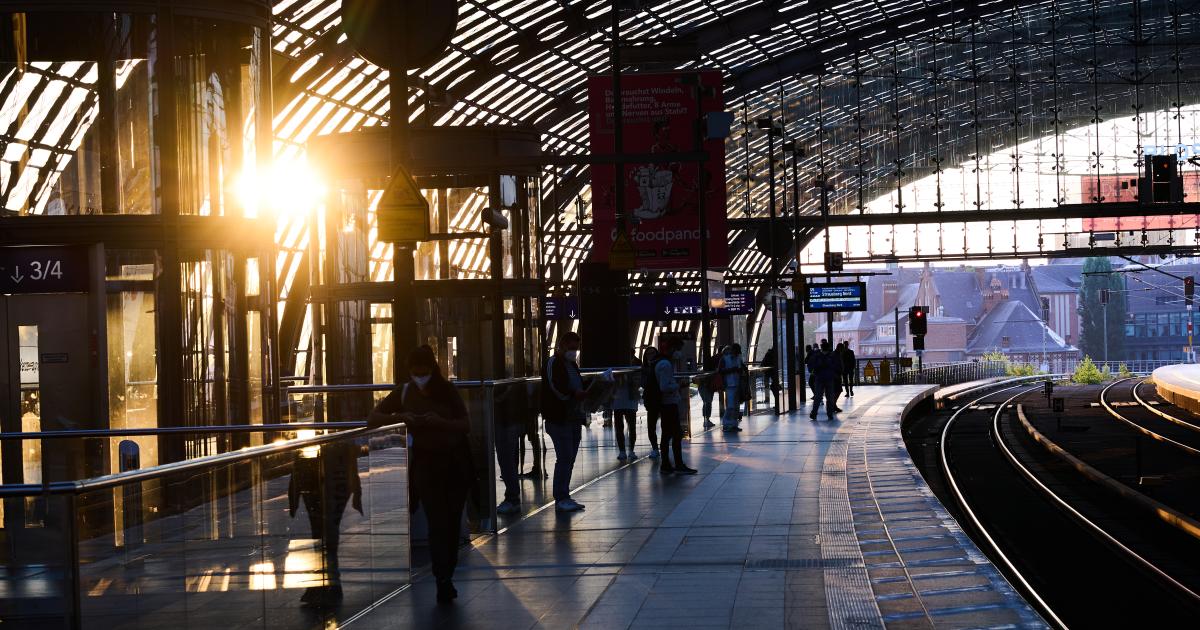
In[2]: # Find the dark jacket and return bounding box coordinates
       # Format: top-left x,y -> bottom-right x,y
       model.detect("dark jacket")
807,350 -> 840,384
541,353 -> 583,424
842,347 -> 857,374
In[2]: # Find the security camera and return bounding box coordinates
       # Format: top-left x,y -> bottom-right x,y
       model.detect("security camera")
482,207 -> 509,230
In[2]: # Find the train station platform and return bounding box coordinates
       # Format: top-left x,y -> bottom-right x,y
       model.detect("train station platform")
346,386 -> 1044,629
1152,364 -> 1200,413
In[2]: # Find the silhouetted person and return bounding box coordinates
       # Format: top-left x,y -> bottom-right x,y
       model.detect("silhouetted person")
542,332 -> 588,512
762,347 -> 780,410
640,346 -> 663,459
842,342 -> 857,397
807,340 -> 840,420
656,338 -> 697,474
370,346 -> 471,604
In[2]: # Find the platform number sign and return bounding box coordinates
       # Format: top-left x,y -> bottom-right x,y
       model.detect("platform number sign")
0,246 -> 90,294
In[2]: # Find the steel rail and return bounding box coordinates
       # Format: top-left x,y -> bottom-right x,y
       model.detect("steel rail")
1100,378 -> 1200,456
939,381 -> 1068,630
1131,379 -> 1200,434
1000,405 -> 1200,605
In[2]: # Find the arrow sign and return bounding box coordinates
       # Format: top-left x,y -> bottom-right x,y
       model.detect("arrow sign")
0,246 -> 88,295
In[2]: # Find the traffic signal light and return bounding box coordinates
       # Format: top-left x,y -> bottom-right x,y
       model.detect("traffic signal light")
909,305 -> 928,336
1187,276 -> 1195,307
1099,288 -> 1109,305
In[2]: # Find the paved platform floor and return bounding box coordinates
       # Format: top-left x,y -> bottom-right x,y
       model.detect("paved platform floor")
349,386 -> 1044,629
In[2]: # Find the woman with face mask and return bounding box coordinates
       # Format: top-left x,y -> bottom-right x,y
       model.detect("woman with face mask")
369,345 -> 471,604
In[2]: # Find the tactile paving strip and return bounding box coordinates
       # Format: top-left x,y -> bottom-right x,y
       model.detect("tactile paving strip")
847,393 -> 1047,629
821,430 -> 886,629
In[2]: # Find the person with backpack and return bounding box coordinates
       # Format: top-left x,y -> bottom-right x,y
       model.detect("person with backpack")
640,346 -> 662,459
698,347 -> 723,430
369,346 -> 471,604
656,338 -> 697,475
719,344 -> 747,432
540,331 -> 588,513
807,339 -> 841,420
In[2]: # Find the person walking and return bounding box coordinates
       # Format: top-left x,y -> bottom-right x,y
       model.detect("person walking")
830,342 -> 846,412
640,346 -> 662,459
541,332 -> 588,513
807,340 -> 840,420
369,346 -> 472,604
719,344 -> 746,432
842,341 -> 857,397
612,368 -> 639,461
656,338 -> 697,474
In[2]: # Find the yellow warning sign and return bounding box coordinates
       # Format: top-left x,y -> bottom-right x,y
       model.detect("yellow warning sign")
609,230 -> 636,271
377,163 -> 430,243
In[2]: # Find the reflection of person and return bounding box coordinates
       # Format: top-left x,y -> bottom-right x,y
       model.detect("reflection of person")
541,332 -> 588,513
369,346 -> 472,604
518,380 -> 545,479
612,366 -> 639,461
720,345 -> 746,432
494,382 -> 525,515
288,440 -> 362,607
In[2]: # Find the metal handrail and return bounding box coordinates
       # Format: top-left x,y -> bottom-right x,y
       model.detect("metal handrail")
0,422 -> 405,498
0,422 -> 367,440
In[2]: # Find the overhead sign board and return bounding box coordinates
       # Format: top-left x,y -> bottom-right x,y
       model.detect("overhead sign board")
627,290 -> 754,320
803,281 -> 867,313
541,297 -> 579,320
714,290 -> 754,315
587,70 -> 729,270
0,246 -> 90,295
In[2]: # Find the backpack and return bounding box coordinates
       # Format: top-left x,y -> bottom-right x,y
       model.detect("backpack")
641,357 -> 662,406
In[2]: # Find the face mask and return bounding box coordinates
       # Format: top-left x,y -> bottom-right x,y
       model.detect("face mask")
412,374 -> 432,388
565,350 -> 579,362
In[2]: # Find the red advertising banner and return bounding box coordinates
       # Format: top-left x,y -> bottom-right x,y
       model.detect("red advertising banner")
587,71 -> 728,270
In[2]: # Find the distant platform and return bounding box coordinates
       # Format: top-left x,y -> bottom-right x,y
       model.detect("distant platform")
1152,364 -> 1200,413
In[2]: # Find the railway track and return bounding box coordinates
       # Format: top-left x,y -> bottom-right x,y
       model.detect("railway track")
906,379 -> 1200,627
1100,377 -> 1200,456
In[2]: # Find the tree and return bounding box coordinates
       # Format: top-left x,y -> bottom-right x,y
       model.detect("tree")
1078,257 -> 1127,362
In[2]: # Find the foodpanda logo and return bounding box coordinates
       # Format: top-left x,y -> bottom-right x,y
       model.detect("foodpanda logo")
612,227 -> 706,243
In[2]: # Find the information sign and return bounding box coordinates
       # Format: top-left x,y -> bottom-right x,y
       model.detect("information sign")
714,290 -> 754,315
0,246 -> 90,294
803,281 -> 867,313
541,297 -> 579,320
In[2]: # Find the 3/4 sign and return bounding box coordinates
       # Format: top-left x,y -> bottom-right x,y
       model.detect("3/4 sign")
0,246 -> 89,294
